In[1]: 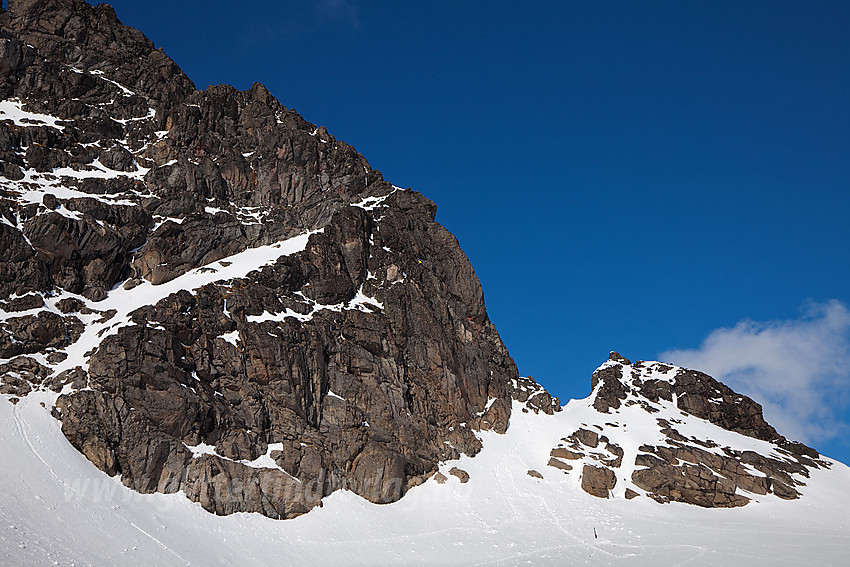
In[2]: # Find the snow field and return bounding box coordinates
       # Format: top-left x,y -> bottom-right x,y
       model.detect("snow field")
1,389 -> 848,566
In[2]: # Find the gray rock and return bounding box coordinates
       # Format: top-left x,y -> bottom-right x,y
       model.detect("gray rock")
98,145 -> 136,172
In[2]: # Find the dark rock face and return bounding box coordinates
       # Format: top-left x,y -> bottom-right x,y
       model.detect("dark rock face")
1,0 -> 195,106
0,310 -> 82,357
0,0 -> 518,518
53,193 -> 516,517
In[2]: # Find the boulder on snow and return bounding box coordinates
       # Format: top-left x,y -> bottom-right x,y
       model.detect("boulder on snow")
581,465 -> 616,498
449,467 -> 470,483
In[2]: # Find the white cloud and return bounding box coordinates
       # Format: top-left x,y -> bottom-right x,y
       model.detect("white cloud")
660,300 -> 850,445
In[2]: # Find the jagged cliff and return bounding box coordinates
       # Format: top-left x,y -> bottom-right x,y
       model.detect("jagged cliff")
0,0 -> 522,518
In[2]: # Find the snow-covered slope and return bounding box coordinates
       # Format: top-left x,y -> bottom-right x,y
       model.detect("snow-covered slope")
3,375 -> 848,566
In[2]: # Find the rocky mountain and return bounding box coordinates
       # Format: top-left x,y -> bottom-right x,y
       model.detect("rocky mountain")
0,0 -> 842,548
0,0 -> 529,519
541,353 -> 830,507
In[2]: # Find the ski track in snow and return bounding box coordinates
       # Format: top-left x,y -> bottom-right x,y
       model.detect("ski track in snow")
11,402 -> 65,487
125,521 -> 193,566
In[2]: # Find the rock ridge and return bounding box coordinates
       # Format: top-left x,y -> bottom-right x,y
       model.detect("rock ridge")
546,353 -> 830,508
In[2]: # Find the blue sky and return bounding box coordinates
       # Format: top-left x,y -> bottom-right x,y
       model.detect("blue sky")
93,1 -> 850,463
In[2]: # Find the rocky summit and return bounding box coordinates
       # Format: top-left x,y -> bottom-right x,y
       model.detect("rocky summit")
0,0 -> 834,524
547,353 -> 829,507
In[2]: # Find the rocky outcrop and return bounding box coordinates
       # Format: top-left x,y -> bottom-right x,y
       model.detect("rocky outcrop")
581,464 -> 616,498
548,457 -> 572,471
511,375 -> 561,415
594,353 -> 784,443
548,355 -> 831,507
0,0 -> 517,518
590,353 -> 631,413
449,467 -> 470,483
